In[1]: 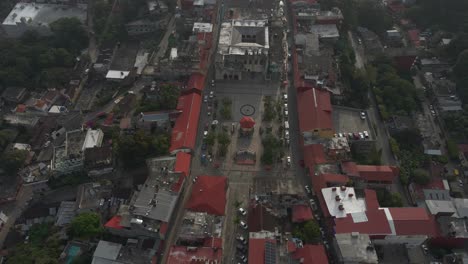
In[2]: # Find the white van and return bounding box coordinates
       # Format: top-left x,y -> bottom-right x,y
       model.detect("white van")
284,121 -> 289,129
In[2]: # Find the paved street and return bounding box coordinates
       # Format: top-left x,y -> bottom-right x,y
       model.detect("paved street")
349,31 -> 412,205
0,186 -> 32,249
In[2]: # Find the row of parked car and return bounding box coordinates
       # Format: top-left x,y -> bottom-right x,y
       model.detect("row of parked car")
334,131 -> 369,140
236,207 -> 248,263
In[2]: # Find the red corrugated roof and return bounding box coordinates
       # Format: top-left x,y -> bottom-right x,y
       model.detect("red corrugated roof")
364,189 -> 380,210
170,92 -> 202,153
389,208 -> 440,236
297,88 -> 333,133
287,241 -> 296,253
159,222 -> 168,236
16,104 -> 26,113
166,246 -> 222,264
247,203 -> 278,232
291,244 -> 329,264
334,209 -> 392,235
240,116 -> 255,129
202,237 -> 223,248
187,73 -> 206,92
175,152 -> 191,177
394,55 -> 417,72
407,29 -> 420,47
171,174 -> 186,193
186,176 -> 227,216
355,165 -> 398,183
248,239 -> 276,264
303,144 -> 327,168
104,215 -> 123,229
341,161 -> 359,177
292,204 -> 314,223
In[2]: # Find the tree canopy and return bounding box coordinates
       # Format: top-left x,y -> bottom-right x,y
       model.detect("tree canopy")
113,130 -> 170,168
377,189 -> 403,207
293,220 -> 320,243
1,149 -> 28,175
412,169 -> 431,185
0,18 -> 87,90
69,212 -> 103,240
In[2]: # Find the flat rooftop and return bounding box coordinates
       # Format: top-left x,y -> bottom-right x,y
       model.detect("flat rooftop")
178,211 -> 220,241
335,233 -> 378,264
130,156 -> 181,222
332,106 -> 373,140
3,3 -> 86,26
322,186 -> 367,218
218,19 -> 269,56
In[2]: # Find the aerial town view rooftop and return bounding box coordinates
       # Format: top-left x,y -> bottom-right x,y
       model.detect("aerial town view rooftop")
0,0 -> 468,263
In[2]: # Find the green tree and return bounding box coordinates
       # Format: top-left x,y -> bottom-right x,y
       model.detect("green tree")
454,50 -> 468,80
205,132 -> 216,146
389,137 -> 400,156
28,223 -> 51,245
218,131 -> 231,146
158,84 -> 179,110
69,212 -> 103,240
293,220 -> 320,243
412,169 -> 431,185
50,18 -> 89,54
447,139 -> 459,160
377,189 -> 403,207
1,149 -> 28,174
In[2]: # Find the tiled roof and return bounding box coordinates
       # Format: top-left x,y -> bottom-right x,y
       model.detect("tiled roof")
248,238 -> 276,264
186,176 -> 227,216
292,204 -> 314,223
297,88 -> 333,133
170,92 -> 202,153
355,165 -> 398,183
291,244 -> 329,264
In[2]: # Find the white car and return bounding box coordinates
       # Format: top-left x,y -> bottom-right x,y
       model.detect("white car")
209,91 -> 214,98
285,131 -> 290,139
203,130 -> 208,137
431,109 -> 436,116
203,95 -> 208,103
284,110 -> 289,117
305,185 -> 311,194
239,221 -> 248,229
360,111 -> 366,120
238,208 -> 247,216
286,156 -> 291,166
211,79 -> 215,86
363,131 -> 369,138
237,236 -> 247,244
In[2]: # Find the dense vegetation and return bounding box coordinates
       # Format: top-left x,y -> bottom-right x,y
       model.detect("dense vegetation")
0,18 -> 88,90
372,57 -> 419,119
113,129 -> 170,169
405,0 -> 468,33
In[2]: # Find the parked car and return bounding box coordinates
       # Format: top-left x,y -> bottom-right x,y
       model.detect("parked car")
237,236 -> 247,245
285,130 -> 290,139
286,156 -> 291,166
238,207 -> 247,216
203,95 -> 208,103
201,142 -> 207,150
236,244 -> 247,254
284,110 -> 288,117
283,93 -> 288,101
238,255 -> 247,263
359,132 -> 364,139
431,109 -> 436,116
360,111 -> 366,120
239,221 -> 248,229
305,185 -> 311,194
363,131 -> 369,138
209,91 -> 214,98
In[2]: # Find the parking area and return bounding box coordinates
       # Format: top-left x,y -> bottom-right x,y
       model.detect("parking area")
222,179 -> 251,263
333,106 -> 374,139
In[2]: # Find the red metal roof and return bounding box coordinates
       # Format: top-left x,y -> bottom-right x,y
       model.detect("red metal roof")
364,189 -> 380,210
291,244 -> 329,264
186,176 -> 227,216
170,92 -> 202,153
248,238 -> 276,264
297,88 -> 333,133
240,116 -> 255,129
166,246 -> 222,264
175,152 -> 191,177
187,73 -> 206,92
287,241 -> 296,253
407,29 -> 421,47
334,209 -> 392,235
303,144 -> 327,168
171,174 -> 186,193
341,161 -> 359,177
355,165 -> 398,183
292,204 -> 314,223
202,237 -> 223,248
394,55 -> 417,72
247,203 -> 278,232
389,208 -> 440,236
159,222 -> 168,236
104,215 -> 123,229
